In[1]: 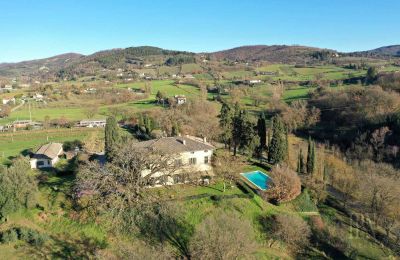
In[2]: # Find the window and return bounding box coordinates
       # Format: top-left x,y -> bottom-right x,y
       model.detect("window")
189,158 -> 197,165
204,156 -> 209,164
37,161 -> 44,167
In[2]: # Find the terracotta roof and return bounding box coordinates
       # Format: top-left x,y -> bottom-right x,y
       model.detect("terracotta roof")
132,136 -> 214,154
33,143 -> 63,159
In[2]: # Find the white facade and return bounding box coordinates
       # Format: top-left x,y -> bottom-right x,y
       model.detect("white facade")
30,156 -> 61,169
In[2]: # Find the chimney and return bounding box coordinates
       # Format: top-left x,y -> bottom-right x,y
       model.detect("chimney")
203,137 -> 207,143
182,139 -> 186,145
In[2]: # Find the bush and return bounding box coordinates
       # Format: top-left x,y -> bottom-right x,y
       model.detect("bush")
261,165 -> 301,203
1,227 -> 48,246
1,229 -> 18,243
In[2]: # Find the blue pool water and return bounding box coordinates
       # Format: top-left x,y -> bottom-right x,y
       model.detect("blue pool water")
241,171 -> 271,190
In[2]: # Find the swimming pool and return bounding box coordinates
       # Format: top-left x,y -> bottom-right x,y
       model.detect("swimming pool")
241,171 -> 271,190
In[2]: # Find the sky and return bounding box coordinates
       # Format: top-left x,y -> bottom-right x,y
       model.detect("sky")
1,0 -> 399,62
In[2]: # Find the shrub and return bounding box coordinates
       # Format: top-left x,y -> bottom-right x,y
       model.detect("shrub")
1,229 -> 18,243
262,165 -> 301,203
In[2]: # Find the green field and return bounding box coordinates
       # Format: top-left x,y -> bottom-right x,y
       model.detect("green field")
0,128 -> 103,164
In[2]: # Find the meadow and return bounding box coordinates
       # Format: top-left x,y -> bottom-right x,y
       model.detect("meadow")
0,128 -> 103,164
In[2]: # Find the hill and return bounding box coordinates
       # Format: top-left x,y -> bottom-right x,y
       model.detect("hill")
0,53 -> 83,77
210,45 -> 339,63
351,45 -> 400,57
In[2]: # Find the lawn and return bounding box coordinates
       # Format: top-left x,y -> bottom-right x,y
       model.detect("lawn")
0,128 -> 103,164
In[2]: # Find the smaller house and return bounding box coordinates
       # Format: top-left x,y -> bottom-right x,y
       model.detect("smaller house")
248,79 -> 262,84
183,74 -> 195,79
174,95 -> 187,105
3,85 -> 13,91
2,98 -> 15,105
78,119 -> 106,128
30,143 -> 64,169
12,120 -> 32,129
33,93 -> 44,102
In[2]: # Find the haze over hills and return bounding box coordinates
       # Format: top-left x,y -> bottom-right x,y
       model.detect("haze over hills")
0,44 -> 398,79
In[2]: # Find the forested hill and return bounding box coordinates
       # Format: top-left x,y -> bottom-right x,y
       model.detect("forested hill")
350,45 -> 400,57
210,45 -> 340,63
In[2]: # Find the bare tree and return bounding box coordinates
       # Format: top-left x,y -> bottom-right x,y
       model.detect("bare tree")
262,164 -> 301,203
268,214 -> 311,252
213,151 -> 245,192
75,140 -> 178,225
189,210 -> 257,260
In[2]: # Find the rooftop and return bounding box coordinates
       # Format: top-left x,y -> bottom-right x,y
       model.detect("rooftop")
132,136 -> 214,154
33,142 -> 63,159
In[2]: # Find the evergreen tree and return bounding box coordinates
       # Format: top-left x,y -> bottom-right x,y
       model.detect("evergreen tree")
219,102 -> 233,148
257,112 -> 267,151
297,149 -> 305,174
105,116 -> 119,161
306,137 -> 315,175
268,116 -> 287,164
231,109 -> 258,156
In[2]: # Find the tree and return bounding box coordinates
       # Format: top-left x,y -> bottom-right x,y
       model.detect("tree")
257,112 -> 267,152
75,140 -> 178,226
297,149 -> 306,174
84,105 -> 99,119
105,116 -> 119,161
189,210 -> 257,260
262,164 -> 301,203
231,110 -> 257,156
156,90 -> 166,105
219,103 -> 233,148
268,116 -> 287,164
0,157 -> 38,219
213,151 -> 245,192
306,137 -> 315,175
365,66 -> 378,85
267,214 -> 311,251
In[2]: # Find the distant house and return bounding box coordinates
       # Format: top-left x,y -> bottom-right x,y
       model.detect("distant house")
131,135 -> 215,186
78,119 -> 106,128
33,93 -> 44,101
248,79 -> 262,84
30,143 -> 64,169
174,95 -> 187,105
12,120 -> 32,129
2,98 -> 15,105
3,85 -> 13,91
183,74 -> 195,79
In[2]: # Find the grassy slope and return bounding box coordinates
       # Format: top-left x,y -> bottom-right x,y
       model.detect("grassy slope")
0,128 -> 103,164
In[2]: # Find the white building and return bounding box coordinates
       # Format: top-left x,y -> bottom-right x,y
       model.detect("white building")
174,95 -> 187,105
30,143 -> 64,169
2,98 -> 15,105
132,135 -> 215,185
78,119 -> 106,128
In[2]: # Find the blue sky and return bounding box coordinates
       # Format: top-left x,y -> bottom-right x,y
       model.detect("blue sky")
1,0 -> 399,62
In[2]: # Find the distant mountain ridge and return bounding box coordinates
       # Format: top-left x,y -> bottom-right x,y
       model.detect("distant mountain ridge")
210,45 -> 337,62
362,45 -> 400,57
0,44 -> 399,79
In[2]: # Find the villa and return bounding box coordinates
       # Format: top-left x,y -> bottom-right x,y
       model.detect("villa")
78,119 -> 106,128
132,135 -> 215,185
30,142 -> 64,169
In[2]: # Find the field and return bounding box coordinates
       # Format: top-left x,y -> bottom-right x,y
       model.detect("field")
0,128 -> 103,164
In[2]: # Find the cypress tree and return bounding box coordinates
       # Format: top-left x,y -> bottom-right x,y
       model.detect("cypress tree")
105,116 -> 119,161
297,149 -> 305,174
219,102 -> 233,148
257,112 -> 267,151
306,137 -> 315,175
268,116 -> 286,164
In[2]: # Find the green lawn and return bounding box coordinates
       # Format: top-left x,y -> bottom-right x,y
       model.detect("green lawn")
0,128 -> 103,164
